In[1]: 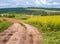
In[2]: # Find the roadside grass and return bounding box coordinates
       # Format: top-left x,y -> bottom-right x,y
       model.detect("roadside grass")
0,20 -> 12,32
25,15 -> 60,44
42,31 -> 60,44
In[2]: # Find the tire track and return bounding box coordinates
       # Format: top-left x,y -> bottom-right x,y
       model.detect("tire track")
0,23 -> 42,44
24,24 -> 42,44
6,23 -> 26,44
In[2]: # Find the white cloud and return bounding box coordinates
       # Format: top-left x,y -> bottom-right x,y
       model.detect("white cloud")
0,0 -> 60,8
0,3 -> 10,6
34,0 -> 42,5
52,2 -> 60,5
40,0 -> 50,5
10,3 -> 20,7
10,0 -> 21,3
34,0 -> 50,5
26,1 -> 33,5
15,3 -> 20,5
26,2 -> 30,5
34,0 -> 60,5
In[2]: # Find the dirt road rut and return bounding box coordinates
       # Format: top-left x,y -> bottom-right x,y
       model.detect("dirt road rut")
0,23 -> 42,44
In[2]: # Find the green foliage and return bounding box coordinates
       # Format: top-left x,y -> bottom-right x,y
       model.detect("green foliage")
1,14 -> 15,18
0,15 -> 2,17
15,14 -> 30,20
0,14 -> 30,20
0,8 -> 60,16
0,20 -> 12,32
42,31 -> 60,44
7,14 -> 15,18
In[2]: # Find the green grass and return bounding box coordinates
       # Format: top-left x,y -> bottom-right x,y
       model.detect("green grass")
15,14 -> 30,20
0,20 -> 12,32
25,15 -> 60,44
42,31 -> 60,44
0,14 -> 30,20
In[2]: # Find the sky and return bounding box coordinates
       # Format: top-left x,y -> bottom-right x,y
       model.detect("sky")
0,0 -> 60,8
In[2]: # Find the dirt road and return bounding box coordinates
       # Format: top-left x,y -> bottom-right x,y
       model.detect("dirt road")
0,18 -> 42,44
24,24 -> 42,44
0,23 -> 25,44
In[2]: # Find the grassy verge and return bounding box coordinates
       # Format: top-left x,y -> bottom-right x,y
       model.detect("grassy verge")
42,31 -> 60,44
25,15 -> 60,44
0,20 -> 12,32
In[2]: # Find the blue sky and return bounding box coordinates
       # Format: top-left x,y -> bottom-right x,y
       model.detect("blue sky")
0,0 -> 60,8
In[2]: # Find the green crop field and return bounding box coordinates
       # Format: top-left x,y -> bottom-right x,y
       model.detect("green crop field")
25,15 -> 60,44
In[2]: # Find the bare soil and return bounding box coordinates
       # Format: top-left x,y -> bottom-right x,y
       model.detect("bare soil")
0,18 -> 42,44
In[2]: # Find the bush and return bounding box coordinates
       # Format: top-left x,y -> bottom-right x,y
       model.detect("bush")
7,14 -> 15,18
0,15 -> 2,17
3,14 -> 15,18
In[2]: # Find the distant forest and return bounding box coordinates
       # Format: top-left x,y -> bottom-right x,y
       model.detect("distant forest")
27,7 -> 60,11
0,7 -> 60,16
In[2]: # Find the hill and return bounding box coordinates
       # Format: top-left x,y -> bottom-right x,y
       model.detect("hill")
0,7 -> 60,15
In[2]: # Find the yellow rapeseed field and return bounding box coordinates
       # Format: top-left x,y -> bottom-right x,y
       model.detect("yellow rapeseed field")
26,15 -> 60,25
25,15 -> 60,32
